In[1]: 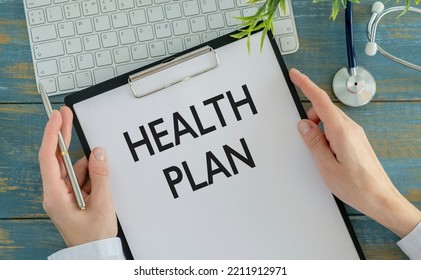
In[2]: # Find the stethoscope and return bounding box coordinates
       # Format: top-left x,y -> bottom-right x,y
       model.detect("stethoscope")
333,1 -> 421,107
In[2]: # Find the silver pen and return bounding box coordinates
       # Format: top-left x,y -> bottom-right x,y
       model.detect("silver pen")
38,83 -> 86,210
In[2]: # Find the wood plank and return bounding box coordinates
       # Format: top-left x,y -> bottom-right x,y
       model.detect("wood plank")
0,104 -> 84,218
0,219 -> 65,260
349,215 -> 408,260
0,1 -> 39,102
0,216 -> 407,259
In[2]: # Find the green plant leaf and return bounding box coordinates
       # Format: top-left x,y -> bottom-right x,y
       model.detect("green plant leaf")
232,0 -> 419,53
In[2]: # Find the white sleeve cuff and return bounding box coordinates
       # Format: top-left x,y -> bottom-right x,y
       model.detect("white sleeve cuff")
48,237 -> 126,260
397,221 -> 421,260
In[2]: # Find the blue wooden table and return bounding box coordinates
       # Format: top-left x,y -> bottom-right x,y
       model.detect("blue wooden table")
0,0 -> 420,259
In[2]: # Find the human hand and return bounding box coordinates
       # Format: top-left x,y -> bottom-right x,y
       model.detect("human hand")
39,106 -> 117,247
289,68 -> 421,238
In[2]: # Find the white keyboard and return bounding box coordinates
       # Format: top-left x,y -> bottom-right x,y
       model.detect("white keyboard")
23,0 -> 299,96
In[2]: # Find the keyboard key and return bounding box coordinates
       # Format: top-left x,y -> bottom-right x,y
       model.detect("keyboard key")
219,28 -> 235,36
273,19 -> 293,35
94,67 -> 115,83
39,77 -> 57,94
46,6 -> 63,22
58,74 -> 76,91
147,6 -> 164,22
190,16 -> 207,33
236,0 -> 248,7
118,0 -> 135,10
76,71 -> 93,87
34,41 -> 64,59
54,0 -> 70,3
149,41 -> 166,57
94,15 -> 111,31
77,53 -> 95,69
129,9 -> 147,25
185,35 -> 200,49
164,3 -> 182,19
167,38 -> 183,54
26,0 -> 52,9
208,13 -> 224,29
218,0 -> 235,10
64,3 -> 81,19
173,19 -> 189,36
83,34 -> 101,51
279,35 -> 297,52
155,22 -> 171,39
101,31 -> 118,47
65,38 -> 83,54
243,7 -> 258,17
182,1 -> 199,16
82,0 -> 100,16
37,59 -> 58,77
117,61 -> 151,75
137,25 -> 154,41
113,47 -> 130,63
135,0 -> 152,6
225,10 -> 241,26
58,21 -> 75,37
131,44 -> 148,60
119,28 -> 136,45
31,24 -> 57,43
155,0 -> 170,3
202,31 -> 218,42
27,9 -> 46,25
95,50 -> 113,66
76,18 -> 93,35
100,0 -> 118,13
200,0 -> 217,13
112,12 -> 129,28
59,56 -> 77,73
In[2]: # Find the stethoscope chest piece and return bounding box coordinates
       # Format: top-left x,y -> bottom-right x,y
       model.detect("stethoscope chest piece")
333,66 -> 376,107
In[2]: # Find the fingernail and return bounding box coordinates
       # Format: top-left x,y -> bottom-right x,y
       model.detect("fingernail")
94,147 -> 106,161
291,68 -> 300,74
298,121 -> 312,135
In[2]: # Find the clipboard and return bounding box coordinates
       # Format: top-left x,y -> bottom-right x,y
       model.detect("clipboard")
65,31 -> 364,260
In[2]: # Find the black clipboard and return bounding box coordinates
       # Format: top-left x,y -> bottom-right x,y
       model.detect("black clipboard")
66,30 -> 364,260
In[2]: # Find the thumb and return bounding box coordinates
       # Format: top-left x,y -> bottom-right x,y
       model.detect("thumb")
297,120 -> 336,164
88,147 -> 111,203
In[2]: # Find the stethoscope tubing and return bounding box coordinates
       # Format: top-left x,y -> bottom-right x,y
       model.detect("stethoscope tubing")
367,5 -> 421,72
368,6 -> 421,42
346,1 -> 357,70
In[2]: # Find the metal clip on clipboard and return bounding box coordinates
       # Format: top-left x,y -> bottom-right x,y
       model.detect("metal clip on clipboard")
128,46 -> 220,98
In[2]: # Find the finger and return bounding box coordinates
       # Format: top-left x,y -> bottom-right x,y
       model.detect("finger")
60,106 -> 73,149
289,68 -> 343,127
297,119 -> 338,167
74,156 -> 89,187
306,107 -> 320,124
81,181 -> 92,195
87,147 -> 113,208
39,110 -> 64,189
